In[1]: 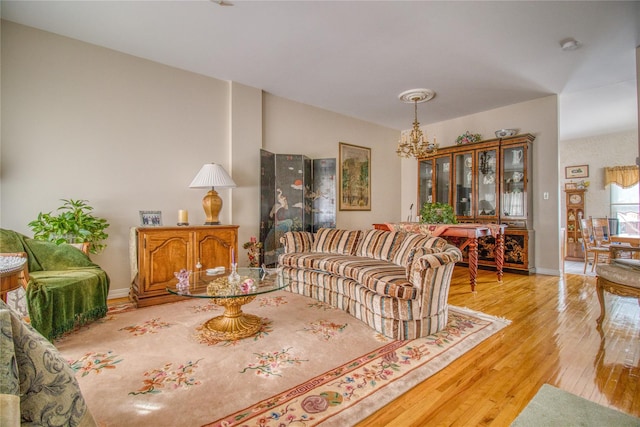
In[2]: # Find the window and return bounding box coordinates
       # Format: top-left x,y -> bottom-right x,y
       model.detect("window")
610,183 -> 639,234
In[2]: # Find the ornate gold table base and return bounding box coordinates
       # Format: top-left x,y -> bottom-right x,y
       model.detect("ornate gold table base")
199,295 -> 262,341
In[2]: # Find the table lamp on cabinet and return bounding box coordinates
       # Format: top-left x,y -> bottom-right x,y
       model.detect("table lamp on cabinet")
189,163 -> 236,225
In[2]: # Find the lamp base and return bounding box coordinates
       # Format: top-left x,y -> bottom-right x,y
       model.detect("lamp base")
202,189 -> 223,225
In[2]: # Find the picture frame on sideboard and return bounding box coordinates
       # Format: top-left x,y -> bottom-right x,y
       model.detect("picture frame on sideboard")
139,211 -> 163,226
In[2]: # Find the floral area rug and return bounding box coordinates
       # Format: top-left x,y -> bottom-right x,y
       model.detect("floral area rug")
55,290 -> 510,427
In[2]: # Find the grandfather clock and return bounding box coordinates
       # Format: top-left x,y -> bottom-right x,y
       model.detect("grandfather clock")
565,188 -> 586,261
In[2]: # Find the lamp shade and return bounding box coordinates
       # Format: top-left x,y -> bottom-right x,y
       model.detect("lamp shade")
189,163 -> 236,189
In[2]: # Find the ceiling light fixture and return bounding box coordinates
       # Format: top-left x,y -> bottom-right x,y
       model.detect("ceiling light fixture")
560,37 -> 580,51
396,89 -> 438,159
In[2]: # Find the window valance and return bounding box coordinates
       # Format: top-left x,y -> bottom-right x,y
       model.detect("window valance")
604,165 -> 639,188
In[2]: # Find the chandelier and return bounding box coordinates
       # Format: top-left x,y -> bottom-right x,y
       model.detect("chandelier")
396,89 -> 438,159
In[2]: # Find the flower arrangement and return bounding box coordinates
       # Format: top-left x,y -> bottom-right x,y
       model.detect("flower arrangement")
456,131 -> 482,145
240,278 -> 255,294
243,236 -> 263,268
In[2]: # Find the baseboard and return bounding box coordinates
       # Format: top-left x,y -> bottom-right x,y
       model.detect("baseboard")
108,288 -> 130,300
534,267 -> 561,276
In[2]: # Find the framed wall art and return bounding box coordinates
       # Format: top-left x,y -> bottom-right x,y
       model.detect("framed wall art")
139,210 -> 163,226
339,142 -> 371,211
565,165 -> 589,179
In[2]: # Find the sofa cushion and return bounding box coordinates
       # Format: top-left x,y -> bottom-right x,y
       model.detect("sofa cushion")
354,229 -> 403,261
391,233 -> 447,266
282,268 -> 423,321
312,228 -> 361,255
279,252 -> 416,299
282,231 -> 314,253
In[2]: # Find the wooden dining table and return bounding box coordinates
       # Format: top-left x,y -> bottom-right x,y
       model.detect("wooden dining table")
374,222 -> 506,292
609,234 -> 640,259
610,234 -> 640,246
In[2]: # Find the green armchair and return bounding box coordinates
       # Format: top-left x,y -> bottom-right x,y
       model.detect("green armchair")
0,229 -> 109,340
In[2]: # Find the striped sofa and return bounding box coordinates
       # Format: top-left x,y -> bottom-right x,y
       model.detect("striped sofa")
278,228 -> 462,339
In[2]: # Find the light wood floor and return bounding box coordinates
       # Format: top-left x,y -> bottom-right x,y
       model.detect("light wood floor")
356,263 -> 640,426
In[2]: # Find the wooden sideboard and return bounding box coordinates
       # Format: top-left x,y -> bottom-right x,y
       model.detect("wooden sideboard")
132,225 -> 238,307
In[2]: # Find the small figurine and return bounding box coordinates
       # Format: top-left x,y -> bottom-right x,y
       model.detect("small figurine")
174,268 -> 191,293
240,278 -> 255,294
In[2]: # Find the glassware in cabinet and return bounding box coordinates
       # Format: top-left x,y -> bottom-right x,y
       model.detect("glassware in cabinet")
476,149 -> 498,218
454,152 -> 473,218
501,145 -> 526,218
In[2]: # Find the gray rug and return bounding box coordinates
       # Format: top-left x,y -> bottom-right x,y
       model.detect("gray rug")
512,384 -> 640,427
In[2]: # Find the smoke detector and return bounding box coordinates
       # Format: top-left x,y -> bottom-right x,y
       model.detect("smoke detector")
560,38 -> 581,51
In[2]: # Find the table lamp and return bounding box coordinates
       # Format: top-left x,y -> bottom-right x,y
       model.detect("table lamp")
189,163 -> 236,225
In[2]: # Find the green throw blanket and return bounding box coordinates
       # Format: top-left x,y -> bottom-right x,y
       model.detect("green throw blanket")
0,229 -> 109,340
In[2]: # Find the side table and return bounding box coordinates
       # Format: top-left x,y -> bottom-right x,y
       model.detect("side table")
0,255 -> 27,302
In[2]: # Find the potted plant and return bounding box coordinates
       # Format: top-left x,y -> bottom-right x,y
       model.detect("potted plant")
28,199 -> 110,254
420,202 -> 458,224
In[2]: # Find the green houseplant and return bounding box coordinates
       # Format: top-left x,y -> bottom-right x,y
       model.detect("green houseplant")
28,199 -> 110,254
420,202 -> 458,224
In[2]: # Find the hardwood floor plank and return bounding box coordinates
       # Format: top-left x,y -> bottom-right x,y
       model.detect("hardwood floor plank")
355,265 -> 640,426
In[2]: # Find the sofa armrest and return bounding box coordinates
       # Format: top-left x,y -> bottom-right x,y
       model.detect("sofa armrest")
280,231 -> 315,254
407,246 -> 462,289
413,248 -> 462,273
405,245 -> 461,275
408,247 -> 461,316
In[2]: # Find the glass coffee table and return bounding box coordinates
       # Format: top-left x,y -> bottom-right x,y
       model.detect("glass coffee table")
167,267 -> 288,341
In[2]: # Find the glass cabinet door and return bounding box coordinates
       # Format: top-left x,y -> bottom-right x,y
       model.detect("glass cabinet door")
418,159 -> 433,209
476,149 -> 498,218
434,156 -> 451,204
454,152 -> 473,217
502,145 -> 526,218
418,155 -> 451,217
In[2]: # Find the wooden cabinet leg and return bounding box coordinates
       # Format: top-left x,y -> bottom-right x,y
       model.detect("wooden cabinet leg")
495,233 -> 505,283
468,239 -> 478,292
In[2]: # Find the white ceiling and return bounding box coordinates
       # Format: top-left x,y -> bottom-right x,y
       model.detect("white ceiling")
2,1 -> 639,140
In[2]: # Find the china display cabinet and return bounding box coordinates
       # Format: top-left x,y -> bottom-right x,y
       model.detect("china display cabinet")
418,133 -> 535,273
564,189 -> 586,261
418,155 -> 451,209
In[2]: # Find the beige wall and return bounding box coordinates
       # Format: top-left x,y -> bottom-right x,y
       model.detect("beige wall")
560,130 -> 637,225
262,94 -> 400,230
400,96 -> 561,275
1,21 -> 401,298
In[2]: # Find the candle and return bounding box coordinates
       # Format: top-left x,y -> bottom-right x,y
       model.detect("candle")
231,248 -> 235,265
178,210 -> 188,224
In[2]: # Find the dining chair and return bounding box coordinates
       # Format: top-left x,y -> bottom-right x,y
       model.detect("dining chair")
590,217 -> 611,247
580,218 -> 610,273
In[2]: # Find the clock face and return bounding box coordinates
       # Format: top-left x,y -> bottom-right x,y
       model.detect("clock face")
569,194 -> 582,204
